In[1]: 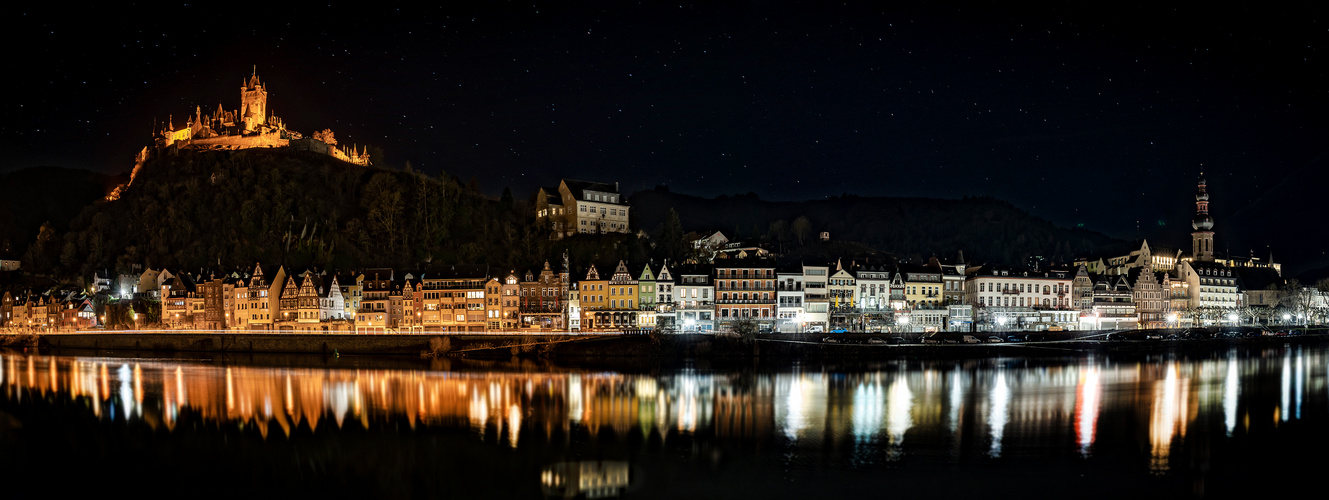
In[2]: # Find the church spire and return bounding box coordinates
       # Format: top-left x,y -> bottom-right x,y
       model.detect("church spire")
1191,171 -> 1215,262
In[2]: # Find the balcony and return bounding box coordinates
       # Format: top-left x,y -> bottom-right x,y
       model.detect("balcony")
519,305 -> 562,313
717,298 -> 775,305
716,285 -> 776,292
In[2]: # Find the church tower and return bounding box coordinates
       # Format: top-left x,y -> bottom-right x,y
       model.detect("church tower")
240,69 -> 267,133
1191,174 -> 1215,262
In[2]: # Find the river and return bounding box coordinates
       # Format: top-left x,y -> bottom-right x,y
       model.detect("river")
0,345 -> 1323,498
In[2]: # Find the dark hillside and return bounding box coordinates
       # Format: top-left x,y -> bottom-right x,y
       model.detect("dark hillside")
51,148 -> 545,281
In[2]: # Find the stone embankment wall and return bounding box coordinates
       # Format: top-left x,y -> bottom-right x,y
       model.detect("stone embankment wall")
37,333 -> 617,355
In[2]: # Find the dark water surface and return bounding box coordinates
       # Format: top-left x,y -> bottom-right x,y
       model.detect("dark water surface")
1,346 -> 1325,498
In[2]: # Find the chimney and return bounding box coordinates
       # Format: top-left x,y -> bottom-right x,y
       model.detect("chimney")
615,181 -> 619,193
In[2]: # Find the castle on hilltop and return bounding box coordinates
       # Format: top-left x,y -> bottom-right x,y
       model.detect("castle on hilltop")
155,69 -> 370,167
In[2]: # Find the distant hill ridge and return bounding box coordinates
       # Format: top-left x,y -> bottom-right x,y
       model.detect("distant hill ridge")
629,188 -> 1121,265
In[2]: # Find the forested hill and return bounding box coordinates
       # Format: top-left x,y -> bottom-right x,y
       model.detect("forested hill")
630,188 -> 1122,266
44,148 -> 545,281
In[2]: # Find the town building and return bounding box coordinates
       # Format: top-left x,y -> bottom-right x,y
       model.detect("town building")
775,265 -> 805,333
654,262 -> 677,331
801,264 -> 829,332
637,264 -> 657,330
566,284 -> 582,331
244,264 -> 285,331
1082,275 -> 1137,330
356,268 -> 396,333
602,261 -> 639,329
1177,260 -> 1240,324
500,271 -> 521,330
827,261 -> 858,329
536,180 -> 630,239
577,264 -> 608,329
1130,268 -> 1172,329
417,265 -> 491,332
966,266 -> 1075,331
519,260 -> 568,330
675,265 -> 715,332
714,257 -> 776,331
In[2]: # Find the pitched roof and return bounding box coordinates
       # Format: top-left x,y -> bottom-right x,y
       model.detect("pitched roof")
562,179 -> 628,205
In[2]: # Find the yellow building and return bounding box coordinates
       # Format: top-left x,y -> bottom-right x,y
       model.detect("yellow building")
579,265 -> 609,329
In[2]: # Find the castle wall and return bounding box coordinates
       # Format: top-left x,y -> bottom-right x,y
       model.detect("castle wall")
189,132 -> 288,150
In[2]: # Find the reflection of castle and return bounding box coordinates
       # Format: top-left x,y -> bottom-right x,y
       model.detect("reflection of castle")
156,69 -> 370,167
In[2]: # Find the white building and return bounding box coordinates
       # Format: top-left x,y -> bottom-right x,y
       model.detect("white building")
675,266 -> 714,332
966,266 -> 1075,331
566,284 -> 581,331
801,264 -> 829,332
654,263 -> 676,331
1176,259 -> 1240,324
776,267 -> 805,333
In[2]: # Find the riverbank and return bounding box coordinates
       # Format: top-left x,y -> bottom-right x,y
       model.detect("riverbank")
19,329 -> 1329,363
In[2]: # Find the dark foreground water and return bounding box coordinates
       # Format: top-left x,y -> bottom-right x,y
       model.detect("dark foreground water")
1,346 -> 1325,499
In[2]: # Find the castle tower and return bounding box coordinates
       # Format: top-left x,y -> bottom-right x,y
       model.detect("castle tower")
1191,173 -> 1215,262
240,70 -> 267,133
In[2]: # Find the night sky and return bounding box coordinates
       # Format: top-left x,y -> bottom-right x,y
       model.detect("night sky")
4,3 -> 1327,272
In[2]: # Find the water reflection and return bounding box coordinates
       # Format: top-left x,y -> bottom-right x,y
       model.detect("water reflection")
3,346 -> 1328,475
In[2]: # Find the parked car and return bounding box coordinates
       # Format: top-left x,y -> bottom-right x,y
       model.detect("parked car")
1006,335 -> 1023,342
830,327 -> 849,334
868,337 -> 887,344
888,337 -> 907,345
961,335 -> 982,344
1105,333 -> 1125,341
986,336 -> 1003,343
822,337 -> 839,343
1144,334 -> 1164,340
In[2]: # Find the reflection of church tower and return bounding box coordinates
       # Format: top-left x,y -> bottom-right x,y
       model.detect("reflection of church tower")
1191,174 -> 1214,262
240,70 -> 267,133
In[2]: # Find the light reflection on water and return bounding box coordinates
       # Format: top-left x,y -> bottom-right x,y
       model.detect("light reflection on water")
3,346 -> 1329,475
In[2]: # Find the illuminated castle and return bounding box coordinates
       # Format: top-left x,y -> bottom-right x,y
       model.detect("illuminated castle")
155,69 -> 370,167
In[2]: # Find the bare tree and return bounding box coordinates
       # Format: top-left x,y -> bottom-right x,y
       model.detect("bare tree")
1281,279 -> 1315,326
791,216 -> 811,246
